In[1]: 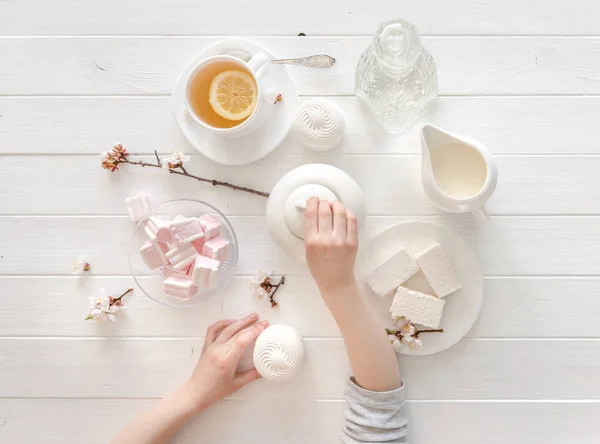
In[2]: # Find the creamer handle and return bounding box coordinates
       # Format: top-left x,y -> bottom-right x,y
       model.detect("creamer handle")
473,206 -> 489,225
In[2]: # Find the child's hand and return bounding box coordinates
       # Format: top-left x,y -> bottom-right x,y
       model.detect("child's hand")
304,197 -> 359,295
186,313 -> 268,411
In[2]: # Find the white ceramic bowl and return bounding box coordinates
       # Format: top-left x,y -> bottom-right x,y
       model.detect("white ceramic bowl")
128,199 -> 239,308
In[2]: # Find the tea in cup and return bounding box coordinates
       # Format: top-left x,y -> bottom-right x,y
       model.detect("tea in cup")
185,53 -> 271,137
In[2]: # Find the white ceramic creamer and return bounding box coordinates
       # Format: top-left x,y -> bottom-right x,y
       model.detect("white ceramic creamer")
420,125 -> 498,223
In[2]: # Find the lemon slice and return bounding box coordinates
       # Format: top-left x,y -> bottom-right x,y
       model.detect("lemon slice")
209,70 -> 258,121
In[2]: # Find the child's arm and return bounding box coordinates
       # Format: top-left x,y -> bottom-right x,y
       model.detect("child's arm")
305,198 -> 408,443
304,197 -> 401,391
111,314 -> 268,444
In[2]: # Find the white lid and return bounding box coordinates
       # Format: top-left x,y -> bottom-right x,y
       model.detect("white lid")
284,184 -> 338,238
266,164 -> 366,260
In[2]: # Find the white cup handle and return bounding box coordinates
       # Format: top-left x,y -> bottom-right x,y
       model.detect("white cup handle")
473,206 -> 489,224
248,53 -> 271,80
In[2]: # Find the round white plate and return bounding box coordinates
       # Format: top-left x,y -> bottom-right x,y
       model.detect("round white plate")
357,221 -> 483,356
172,38 -> 299,166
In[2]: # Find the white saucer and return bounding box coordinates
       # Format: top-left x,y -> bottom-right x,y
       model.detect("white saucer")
357,221 -> 484,356
172,39 -> 299,166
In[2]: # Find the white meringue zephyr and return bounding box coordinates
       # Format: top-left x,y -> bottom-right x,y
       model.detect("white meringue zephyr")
252,324 -> 305,382
294,99 -> 346,151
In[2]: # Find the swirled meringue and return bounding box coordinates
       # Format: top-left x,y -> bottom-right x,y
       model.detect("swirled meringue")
295,99 -> 345,151
252,324 -> 304,381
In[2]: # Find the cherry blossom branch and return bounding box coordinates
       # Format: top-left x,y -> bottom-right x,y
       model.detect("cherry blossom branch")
265,276 -> 286,308
112,288 -> 134,304
386,327 -> 444,338
101,144 -> 270,198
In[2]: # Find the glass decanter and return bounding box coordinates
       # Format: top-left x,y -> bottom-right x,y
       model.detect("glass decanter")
355,19 -> 438,133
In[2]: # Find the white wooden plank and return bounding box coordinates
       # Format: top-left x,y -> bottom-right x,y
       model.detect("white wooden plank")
1,399 -> 599,444
0,276 -> 333,338
3,96 -> 600,156
2,0 -> 599,36
1,276 -> 596,339
1,338 -> 599,399
0,216 -> 598,276
2,37 -> 600,95
2,154 -> 600,216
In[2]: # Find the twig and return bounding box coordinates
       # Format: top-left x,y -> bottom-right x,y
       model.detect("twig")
113,288 -> 134,303
102,145 -> 270,198
268,276 -> 285,308
122,159 -> 270,198
260,275 -> 286,308
386,327 -> 444,338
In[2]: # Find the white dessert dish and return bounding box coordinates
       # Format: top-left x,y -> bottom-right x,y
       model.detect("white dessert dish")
172,38 -> 299,166
128,199 -> 238,308
294,99 -> 345,151
253,324 -> 305,382
266,164 -> 366,261
357,221 -> 483,356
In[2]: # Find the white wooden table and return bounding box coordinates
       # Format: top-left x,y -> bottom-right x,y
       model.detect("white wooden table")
1,2 -> 599,443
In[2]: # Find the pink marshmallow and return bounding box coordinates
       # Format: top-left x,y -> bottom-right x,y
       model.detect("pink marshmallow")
162,264 -> 192,279
145,216 -> 174,243
191,237 -> 206,254
192,256 -> 221,288
165,243 -> 199,271
163,276 -> 197,299
139,240 -> 169,270
125,194 -> 153,222
203,236 -> 230,261
173,214 -> 187,223
198,214 -> 221,240
171,217 -> 205,245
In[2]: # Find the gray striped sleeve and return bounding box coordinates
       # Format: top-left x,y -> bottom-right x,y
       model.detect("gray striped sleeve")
341,378 -> 409,443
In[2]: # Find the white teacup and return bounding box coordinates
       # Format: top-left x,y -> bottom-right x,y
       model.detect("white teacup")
185,53 -> 271,138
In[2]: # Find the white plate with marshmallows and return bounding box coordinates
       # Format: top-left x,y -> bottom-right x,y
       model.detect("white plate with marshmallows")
357,221 -> 483,356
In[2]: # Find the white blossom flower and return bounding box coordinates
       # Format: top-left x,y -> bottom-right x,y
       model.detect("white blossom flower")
249,269 -> 271,300
100,151 -> 111,161
388,334 -> 397,343
400,322 -> 416,338
168,151 -> 190,165
401,335 -> 423,350
85,289 -> 123,322
392,338 -> 403,353
73,256 -> 90,274
394,316 -> 409,329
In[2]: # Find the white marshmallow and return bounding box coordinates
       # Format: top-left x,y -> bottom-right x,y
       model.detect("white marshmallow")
191,256 -> 220,288
417,244 -> 462,298
145,216 -> 175,243
197,214 -> 221,240
125,195 -> 153,222
171,217 -> 205,245
390,287 -> 445,329
365,248 -> 419,297
165,243 -> 199,271
203,236 -> 230,261
139,240 -> 169,270
163,276 -> 197,299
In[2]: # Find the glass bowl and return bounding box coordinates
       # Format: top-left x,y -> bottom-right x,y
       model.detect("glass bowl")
128,199 -> 239,308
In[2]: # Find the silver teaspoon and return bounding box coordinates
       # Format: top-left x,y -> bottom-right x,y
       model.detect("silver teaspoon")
222,49 -> 336,69
272,54 -> 336,69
